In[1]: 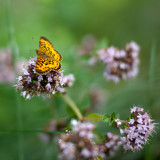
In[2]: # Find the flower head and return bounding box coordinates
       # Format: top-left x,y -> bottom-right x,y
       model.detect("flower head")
120,106 -> 156,151
78,35 -> 97,56
16,57 -> 75,99
97,41 -> 140,83
58,120 -> 123,160
0,49 -> 15,83
98,132 -> 122,158
58,121 -> 98,160
72,121 -> 95,139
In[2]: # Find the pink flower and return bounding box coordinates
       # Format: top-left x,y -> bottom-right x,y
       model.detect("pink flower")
97,41 -> 140,83
16,57 -> 75,100
120,106 -> 156,151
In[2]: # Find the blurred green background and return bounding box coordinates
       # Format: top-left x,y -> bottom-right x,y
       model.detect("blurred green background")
0,0 -> 160,159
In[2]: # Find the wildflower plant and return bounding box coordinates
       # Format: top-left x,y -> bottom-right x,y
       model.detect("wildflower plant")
0,49 -> 15,83
16,57 -> 75,99
57,106 -> 156,159
58,120 -> 122,160
102,106 -> 156,151
87,41 -> 140,83
14,38 -> 157,160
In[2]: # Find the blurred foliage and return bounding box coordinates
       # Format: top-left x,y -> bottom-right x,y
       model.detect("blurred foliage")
0,0 -> 160,160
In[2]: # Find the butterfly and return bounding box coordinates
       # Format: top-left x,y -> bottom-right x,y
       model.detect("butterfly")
35,37 -> 62,75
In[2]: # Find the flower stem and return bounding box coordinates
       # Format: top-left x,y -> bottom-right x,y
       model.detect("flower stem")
84,117 -> 102,120
6,0 -> 24,160
61,94 -> 83,120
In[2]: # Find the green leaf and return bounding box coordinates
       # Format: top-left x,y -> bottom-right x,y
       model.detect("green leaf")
96,155 -> 104,160
102,113 -> 110,122
63,125 -> 72,132
111,121 -> 116,127
111,112 -> 116,119
85,113 -> 103,122
116,113 -> 120,119
127,114 -> 132,121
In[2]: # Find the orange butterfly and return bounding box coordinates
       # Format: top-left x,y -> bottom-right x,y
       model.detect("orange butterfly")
35,37 -> 62,75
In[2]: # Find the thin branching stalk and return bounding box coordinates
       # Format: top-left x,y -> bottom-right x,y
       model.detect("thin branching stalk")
84,117 -> 102,120
0,129 -> 64,134
148,41 -> 156,107
145,42 -> 156,160
6,0 -> 24,160
61,94 -> 83,120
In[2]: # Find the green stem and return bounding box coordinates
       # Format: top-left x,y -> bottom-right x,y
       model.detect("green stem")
148,41 -> 156,109
61,94 -> 83,120
15,96 -> 24,160
84,117 -> 102,121
0,130 -> 63,134
6,0 -> 24,160
145,42 -> 156,160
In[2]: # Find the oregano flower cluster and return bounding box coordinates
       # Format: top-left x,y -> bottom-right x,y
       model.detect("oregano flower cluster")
98,42 -> 140,83
58,120 -> 122,160
16,57 -> 75,99
14,39 -> 157,160
112,106 -> 156,151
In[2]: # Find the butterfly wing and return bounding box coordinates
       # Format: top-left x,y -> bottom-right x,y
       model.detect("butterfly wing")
39,37 -> 62,61
35,55 -> 61,75
35,37 -> 62,75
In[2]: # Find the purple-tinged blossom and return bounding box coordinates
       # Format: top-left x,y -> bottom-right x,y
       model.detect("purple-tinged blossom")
0,49 -> 15,83
21,91 -> 26,97
88,56 -> 98,66
78,34 -> 97,56
59,140 -> 76,160
115,119 -> 122,127
62,74 -> 75,87
58,121 -> 99,160
57,87 -> 66,93
58,121 -> 122,160
26,76 -> 31,84
120,106 -> 156,151
45,83 -> 52,91
47,76 -> 52,82
97,41 -> 140,83
26,94 -> 31,100
38,75 -> 43,82
16,57 -> 75,99
73,121 -> 95,139
131,106 -> 144,113
70,119 -> 78,126
18,76 -> 22,81
98,132 -> 122,158
128,119 -> 135,125
23,69 -> 29,75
